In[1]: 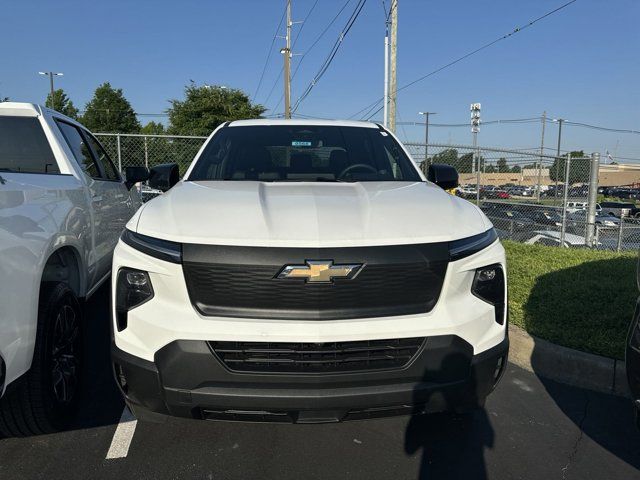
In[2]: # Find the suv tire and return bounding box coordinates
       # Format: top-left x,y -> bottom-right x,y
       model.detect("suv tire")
0,282 -> 82,437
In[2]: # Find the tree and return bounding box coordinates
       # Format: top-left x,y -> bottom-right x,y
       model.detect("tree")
81,83 -> 140,133
168,83 -> 265,136
511,165 -> 521,173
140,121 -> 166,135
45,89 -> 79,119
485,164 -> 496,173
496,158 -> 509,173
549,151 -> 589,184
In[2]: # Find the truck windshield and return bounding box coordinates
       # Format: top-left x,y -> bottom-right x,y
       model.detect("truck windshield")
0,117 -> 59,174
188,125 -> 421,182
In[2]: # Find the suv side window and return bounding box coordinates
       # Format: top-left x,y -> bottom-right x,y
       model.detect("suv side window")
55,120 -> 102,180
84,133 -> 120,181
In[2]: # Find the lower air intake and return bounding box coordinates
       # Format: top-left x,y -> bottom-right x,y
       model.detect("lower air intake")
209,337 -> 425,374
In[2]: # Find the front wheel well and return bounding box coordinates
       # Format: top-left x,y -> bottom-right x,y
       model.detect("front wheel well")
41,247 -> 83,298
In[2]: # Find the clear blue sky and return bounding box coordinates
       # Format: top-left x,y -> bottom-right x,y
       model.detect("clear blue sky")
2,0 -> 639,159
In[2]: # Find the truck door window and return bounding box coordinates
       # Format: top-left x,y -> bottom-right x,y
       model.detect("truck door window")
84,132 -> 121,181
55,120 -> 103,180
0,117 -> 60,174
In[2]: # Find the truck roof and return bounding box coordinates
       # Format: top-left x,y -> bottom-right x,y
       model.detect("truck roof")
227,118 -> 379,128
0,102 -> 43,117
0,101 -> 81,126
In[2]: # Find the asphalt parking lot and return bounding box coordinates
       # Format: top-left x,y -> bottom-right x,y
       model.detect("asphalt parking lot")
1,285 -> 639,480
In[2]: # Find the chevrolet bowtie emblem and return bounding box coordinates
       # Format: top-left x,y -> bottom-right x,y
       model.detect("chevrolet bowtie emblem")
277,260 -> 363,283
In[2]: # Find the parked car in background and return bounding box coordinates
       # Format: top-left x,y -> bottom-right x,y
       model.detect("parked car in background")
600,201 -> 640,218
484,208 -> 534,232
530,210 -> 563,227
521,230 -> 590,248
0,102 -> 145,436
111,119 -> 509,424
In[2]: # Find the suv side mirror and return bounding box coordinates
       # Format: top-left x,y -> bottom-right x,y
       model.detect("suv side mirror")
124,166 -> 150,190
427,164 -> 459,190
149,163 -> 180,192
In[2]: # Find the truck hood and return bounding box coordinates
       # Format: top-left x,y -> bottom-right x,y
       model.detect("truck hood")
131,181 -> 491,247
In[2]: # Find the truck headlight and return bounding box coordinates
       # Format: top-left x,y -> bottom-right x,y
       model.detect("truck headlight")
471,264 -> 506,325
449,228 -> 498,261
115,268 -> 154,331
121,229 -> 182,263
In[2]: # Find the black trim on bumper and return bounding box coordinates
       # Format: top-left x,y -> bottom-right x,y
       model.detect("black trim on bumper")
112,334 -> 509,423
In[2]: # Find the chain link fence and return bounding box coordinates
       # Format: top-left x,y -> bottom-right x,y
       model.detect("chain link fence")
407,142 -> 640,251
95,133 -> 640,250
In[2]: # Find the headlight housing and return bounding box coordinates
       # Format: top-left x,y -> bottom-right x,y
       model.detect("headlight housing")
115,268 -> 154,331
471,264 -> 506,325
121,229 -> 182,263
449,228 -> 498,261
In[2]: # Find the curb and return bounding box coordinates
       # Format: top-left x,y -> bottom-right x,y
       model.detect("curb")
508,324 -> 630,397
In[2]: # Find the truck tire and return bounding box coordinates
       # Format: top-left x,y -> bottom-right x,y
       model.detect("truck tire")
0,282 -> 82,437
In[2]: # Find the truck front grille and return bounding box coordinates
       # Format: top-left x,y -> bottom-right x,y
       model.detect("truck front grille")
182,243 -> 449,320
209,338 -> 425,374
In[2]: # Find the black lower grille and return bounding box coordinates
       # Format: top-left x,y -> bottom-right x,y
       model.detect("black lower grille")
182,243 -> 449,320
209,337 -> 425,374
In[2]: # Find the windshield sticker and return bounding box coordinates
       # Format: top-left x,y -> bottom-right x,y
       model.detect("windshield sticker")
292,141 -> 312,147
380,131 -> 389,136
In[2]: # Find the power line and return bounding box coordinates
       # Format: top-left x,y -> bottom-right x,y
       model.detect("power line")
272,0 -> 353,113
292,0 -> 368,113
253,3 -> 287,101
349,0 -> 578,120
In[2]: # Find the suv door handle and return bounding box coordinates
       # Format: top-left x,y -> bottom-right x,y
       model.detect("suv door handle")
92,195 -> 103,203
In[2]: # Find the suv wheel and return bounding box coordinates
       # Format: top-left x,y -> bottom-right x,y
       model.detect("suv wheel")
0,282 -> 82,437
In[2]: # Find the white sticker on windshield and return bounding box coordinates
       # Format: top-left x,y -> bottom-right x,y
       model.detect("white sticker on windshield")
380,131 -> 389,136
292,141 -> 312,147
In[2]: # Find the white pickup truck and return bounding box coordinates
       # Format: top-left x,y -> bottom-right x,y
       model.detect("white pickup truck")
0,102 -> 147,436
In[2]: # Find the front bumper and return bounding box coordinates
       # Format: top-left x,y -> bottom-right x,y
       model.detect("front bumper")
112,334 -> 509,423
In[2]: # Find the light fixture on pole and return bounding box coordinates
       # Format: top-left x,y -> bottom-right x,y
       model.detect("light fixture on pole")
418,111 -> 436,168
470,103 -> 481,204
38,72 -> 63,109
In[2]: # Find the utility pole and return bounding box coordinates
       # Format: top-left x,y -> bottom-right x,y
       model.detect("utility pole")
387,0 -> 398,132
38,71 -> 63,109
281,0 -> 292,119
383,18 -> 390,127
536,111 -> 546,201
418,111 -> 436,166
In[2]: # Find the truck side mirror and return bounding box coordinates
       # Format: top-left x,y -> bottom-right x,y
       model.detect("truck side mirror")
427,164 -> 458,190
124,166 -> 150,190
149,163 -> 180,192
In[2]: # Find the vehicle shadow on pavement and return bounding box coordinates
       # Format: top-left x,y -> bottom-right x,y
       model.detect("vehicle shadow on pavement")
71,284 -> 124,431
524,258 -> 640,471
404,354 -> 494,480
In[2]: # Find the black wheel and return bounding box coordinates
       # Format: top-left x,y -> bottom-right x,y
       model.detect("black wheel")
0,282 -> 82,437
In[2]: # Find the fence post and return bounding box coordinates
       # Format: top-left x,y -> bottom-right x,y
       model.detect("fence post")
475,146 -> 481,206
616,218 -> 624,252
560,153 -> 571,247
585,152 -> 601,248
116,133 -> 122,172
144,135 -> 149,169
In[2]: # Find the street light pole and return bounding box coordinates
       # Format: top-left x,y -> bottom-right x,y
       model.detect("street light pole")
418,111 -> 436,167
38,71 -> 63,109
471,103 -> 481,205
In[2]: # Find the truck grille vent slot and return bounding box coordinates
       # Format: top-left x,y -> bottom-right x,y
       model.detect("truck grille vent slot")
209,337 -> 425,374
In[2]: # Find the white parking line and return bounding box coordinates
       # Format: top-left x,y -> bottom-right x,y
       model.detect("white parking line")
106,407 -> 138,460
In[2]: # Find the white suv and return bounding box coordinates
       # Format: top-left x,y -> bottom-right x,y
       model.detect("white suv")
111,119 -> 508,423
0,103 -> 145,435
